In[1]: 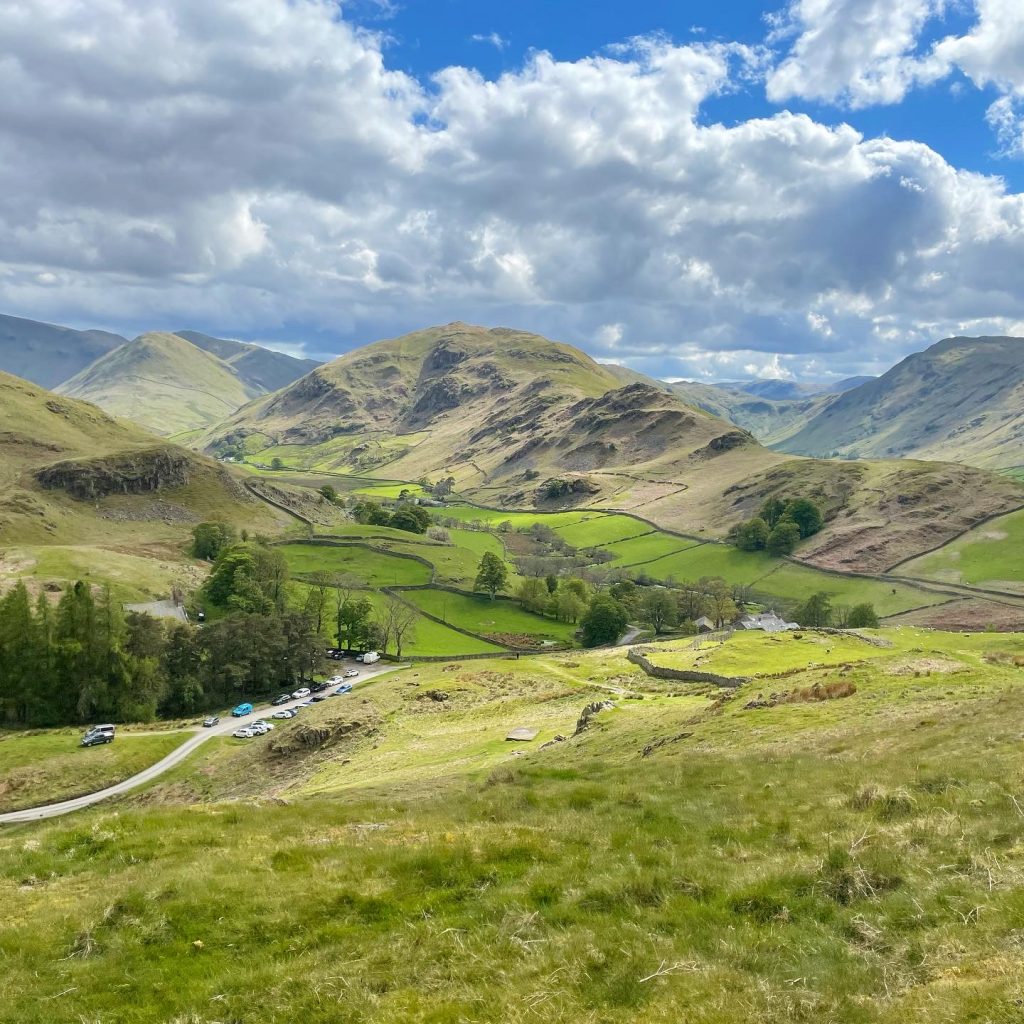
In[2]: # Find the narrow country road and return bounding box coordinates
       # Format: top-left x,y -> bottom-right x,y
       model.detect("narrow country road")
618,625 -> 642,646
0,662 -> 399,827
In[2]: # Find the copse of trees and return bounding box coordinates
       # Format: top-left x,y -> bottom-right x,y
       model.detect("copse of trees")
191,522 -> 237,561
0,580 -> 320,727
352,499 -> 430,535
730,496 -> 825,554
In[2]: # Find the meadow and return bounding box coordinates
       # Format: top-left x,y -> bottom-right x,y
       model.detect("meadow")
4,628 -> 1024,1022
277,542 -> 433,587
402,587 -> 578,646
0,730 -> 186,812
896,506 -> 1024,594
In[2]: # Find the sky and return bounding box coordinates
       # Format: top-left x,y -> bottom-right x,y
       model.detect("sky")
3,0 -> 1024,382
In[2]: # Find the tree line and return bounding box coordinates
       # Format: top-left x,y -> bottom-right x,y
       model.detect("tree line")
0,580 -> 319,727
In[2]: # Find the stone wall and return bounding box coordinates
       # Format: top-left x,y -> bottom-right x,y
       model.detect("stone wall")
627,647 -> 748,688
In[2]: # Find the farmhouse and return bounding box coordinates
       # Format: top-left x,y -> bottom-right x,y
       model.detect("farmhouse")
694,615 -> 716,633
735,610 -> 799,633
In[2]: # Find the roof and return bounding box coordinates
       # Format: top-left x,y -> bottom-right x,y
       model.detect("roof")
736,611 -> 799,633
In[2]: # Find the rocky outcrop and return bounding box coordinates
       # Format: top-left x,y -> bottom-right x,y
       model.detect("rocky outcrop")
574,700 -> 615,735
35,446 -> 197,500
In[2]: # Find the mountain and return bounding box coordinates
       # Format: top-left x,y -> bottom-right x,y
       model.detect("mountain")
0,369 -> 271,553
666,381 -> 837,444
775,336 -> 1024,470
203,322 -> 1024,572
174,330 -> 321,392
56,332 -> 264,436
0,313 -> 127,389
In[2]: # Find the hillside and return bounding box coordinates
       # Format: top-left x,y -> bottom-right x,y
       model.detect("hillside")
5,628 -> 1024,1021
0,370 -> 280,598
204,323 -> 1024,571
174,330 -> 321,392
56,333 -> 268,436
0,313 -> 126,389
776,336 -> 1024,469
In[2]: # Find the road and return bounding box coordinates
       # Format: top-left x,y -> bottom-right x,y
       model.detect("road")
0,661 -> 399,827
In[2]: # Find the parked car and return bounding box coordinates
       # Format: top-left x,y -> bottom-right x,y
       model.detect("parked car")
325,647 -> 339,658
355,653 -> 364,662
311,694 -> 327,702
292,687 -> 311,699
271,694 -> 291,706
196,609 -> 206,623
202,716 -> 220,728
334,683 -> 353,695
310,681 -> 328,693
344,669 -> 359,679
326,675 -> 344,686
362,651 -> 380,665
271,709 -> 294,720
231,702 -> 254,717
328,650 -> 344,661
233,727 -> 254,739
81,724 -> 115,747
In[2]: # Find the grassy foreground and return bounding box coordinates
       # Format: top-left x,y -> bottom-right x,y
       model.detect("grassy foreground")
3,629 -> 1024,1022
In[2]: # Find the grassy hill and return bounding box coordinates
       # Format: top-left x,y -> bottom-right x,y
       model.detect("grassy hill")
56,332 -> 266,435
202,323 -> 1024,573
776,336 -> 1024,470
5,627 -> 1024,1021
0,370 -> 282,600
0,313 -> 126,389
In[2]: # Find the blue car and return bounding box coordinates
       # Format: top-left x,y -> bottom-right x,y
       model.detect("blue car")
334,683 -> 353,695
231,702 -> 253,717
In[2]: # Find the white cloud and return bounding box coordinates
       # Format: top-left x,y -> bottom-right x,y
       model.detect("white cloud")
1,0 -> 1024,379
766,0 -> 943,107
743,353 -> 796,379
471,32 -> 508,51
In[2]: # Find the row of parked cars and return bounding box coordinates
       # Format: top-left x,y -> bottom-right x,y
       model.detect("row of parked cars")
225,671 -> 361,739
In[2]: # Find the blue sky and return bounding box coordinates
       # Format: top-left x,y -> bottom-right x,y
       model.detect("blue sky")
2,0 -> 1024,382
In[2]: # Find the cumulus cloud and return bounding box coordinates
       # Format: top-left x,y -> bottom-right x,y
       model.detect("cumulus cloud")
766,0 -> 944,107
471,32 -> 508,50
1,0 -> 1024,378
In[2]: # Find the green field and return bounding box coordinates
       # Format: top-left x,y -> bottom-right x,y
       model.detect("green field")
277,542 -> 433,587
362,591 -> 506,656
897,507 -> 1024,594
403,588 -> 578,646
0,730 -> 186,812
600,533 -> 700,566
440,506 -> 601,530
552,515 -> 656,548
643,629 -> 892,676
5,630 -> 1024,1020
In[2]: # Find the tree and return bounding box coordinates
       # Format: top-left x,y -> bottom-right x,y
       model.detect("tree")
380,595 -> 419,659
642,589 -> 678,635
759,497 -> 787,529
270,457 -> 284,471
580,595 -> 628,648
353,501 -> 392,527
785,499 -> 824,538
191,522 -> 237,561
767,521 -> 801,556
337,595 -> 374,651
734,517 -> 770,551
389,505 -> 430,534
794,591 -> 832,627
847,603 -> 879,628
426,526 -> 451,544
319,484 -> 338,503
545,574 -> 559,594
474,551 -> 508,600
515,577 -> 549,615
554,589 -> 586,624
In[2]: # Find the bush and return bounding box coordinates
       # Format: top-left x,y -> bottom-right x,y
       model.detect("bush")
580,595 -> 628,647
847,603 -> 879,628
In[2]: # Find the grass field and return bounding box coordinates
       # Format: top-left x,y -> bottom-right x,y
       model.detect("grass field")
403,588 -> 578,646
642,629 -> 891,676
896,506 -> 1024,594
0,730 -> 186,812
277,542 -> 433,587
600,533 -> 700,566
5,629 -> 1024,1021
552,515 -> 656,548
440,506 -> 602,530
362,590 -> 506,656
382,528 -> 508,586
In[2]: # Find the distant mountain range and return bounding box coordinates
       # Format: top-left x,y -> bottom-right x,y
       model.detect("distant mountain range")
0,314 -> 319,436
0,314 -> 127,389
773,336 -> 1024,470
